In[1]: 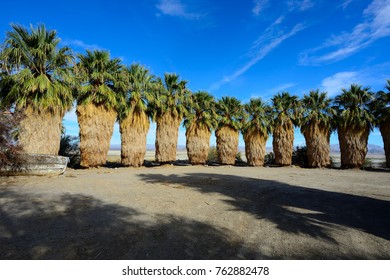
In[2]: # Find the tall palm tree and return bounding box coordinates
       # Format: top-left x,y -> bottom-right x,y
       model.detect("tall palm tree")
0,24 -> 74,155
184,91 -> 217,164
242,98 -> 272,166
150,73 -> 189,163
300,90 -> 335,168
334,84 -> 374,168
371,80 -> 390,168
271,92 -> 299,166
117,64 -> 153,167
215,96 -> 243,165
75,50 -> 123,168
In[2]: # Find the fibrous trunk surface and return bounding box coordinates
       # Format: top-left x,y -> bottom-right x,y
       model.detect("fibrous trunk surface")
380,121 -> 390,168
303,123 -> 331,168
186,123 -> 211,165
244,130 -> 267,166
77,103 -> 117,168
216,126 -> 239,165
120,111 -> 150,167
18,105 -> 62,155
273,119 -> 294,166
338,126 -> 369,169
155,113 -> 181,163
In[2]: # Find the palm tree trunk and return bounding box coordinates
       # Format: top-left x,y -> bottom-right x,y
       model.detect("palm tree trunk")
77,103 -> 117,168
244,130 -> 267,166
155,112 -> 181,163
273,119 -> 294,166
380,121 -> 390,168
120,110 -> 150,167
338,126 -> 369,168
18,105 -> 63,155
216,126 -> 239,165
303,123 -> 331,168
186,123 -> 211,165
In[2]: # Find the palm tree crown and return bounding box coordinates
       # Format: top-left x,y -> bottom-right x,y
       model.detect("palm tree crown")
0,23 -> 74,113
371,80 -> 390,125
149,73 -> 189,120
242,98 -> 272,137
333,84 -> 374,130
271,91 -> 299,126
216,96 -> 243,130
184,91 -> 217,131
117,63 -> 153,120
300,90 -> 335,133
75,50 -> 123,110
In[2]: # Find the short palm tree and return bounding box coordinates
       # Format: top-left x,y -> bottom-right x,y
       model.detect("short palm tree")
150,73 -> 189,163
215,96 -> 243,165
371,80 -> 390,168
118,64 -> 153,167
242,98 -> 272,166
75,50 -> 123,168
334,84 -> 374,168
184,91 -> 217,164
271,92 -> 299,166
300,90 -> 335,168
0,24 -> 74,155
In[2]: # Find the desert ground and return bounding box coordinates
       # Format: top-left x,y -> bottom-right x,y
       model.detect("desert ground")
1,159 -> 389,260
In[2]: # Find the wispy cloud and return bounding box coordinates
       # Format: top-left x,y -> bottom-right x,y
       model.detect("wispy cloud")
252,0 -> 269,16
300,0 -> 390,65
61,39 -> 102,51
210,22 -> 305,91
321,71 -> 359,96
287,0 -> 315,11
156,0 -> 202,20
339,0 -> 354,9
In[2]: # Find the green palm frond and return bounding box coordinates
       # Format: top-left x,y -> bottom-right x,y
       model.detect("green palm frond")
371,80 -> 390,125
75,49 -> 122,110
0,23 -> 75,113
333,84 -> 374,130
242,97 -> 272,136
184,91 -> 218,131
300,90 -> 335,133
216,96 -> 243,131
271,91 -> 300,127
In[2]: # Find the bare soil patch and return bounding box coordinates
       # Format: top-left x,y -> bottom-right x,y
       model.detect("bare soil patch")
1,166 -> 389,259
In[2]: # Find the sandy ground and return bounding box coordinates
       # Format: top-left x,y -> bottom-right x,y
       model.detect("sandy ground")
0,165 -> 389,260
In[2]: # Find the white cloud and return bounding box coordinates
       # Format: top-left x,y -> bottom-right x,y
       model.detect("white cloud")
321,72 -> 359,96
340,0 -> 353,9
252,0 -> 269,16
156,0 -> 202,20
210,22 -> 305,91
300,0 -> 390,65
61,39 -> 102,51
287,0 -> 314,11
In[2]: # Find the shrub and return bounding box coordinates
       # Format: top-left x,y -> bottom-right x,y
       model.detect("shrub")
59,134 -> 80,167
264,152 -> 275,165
207,146 -> 218,163
0,110 -> 23,168
292,146 -> 308,167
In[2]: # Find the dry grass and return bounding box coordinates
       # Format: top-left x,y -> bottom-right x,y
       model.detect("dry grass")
244,130 -> 267,166
155,113 -> 181,163
273,119 -> 294,166
18,106 -> 63,155
338,126 -> 369,168
77,103 -> 117,168
216,126 -> 239,165
186,123 -> 211,165
302,123 -> 331,168
120,111 -> 150,167
380,122 -> 390,168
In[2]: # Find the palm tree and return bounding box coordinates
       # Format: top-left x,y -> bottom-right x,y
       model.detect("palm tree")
215,96 -> 243,165
184,91 -> 217,164
0,24 -> 74,155
242,98 -> 272,166
371,80 -> 390,168
300,90 -> 335,168
75,50 -> 123,168
271,92 -> 299,166
150,73 -> 189,163
117,64 -> 153,167
334,84 -> 374,168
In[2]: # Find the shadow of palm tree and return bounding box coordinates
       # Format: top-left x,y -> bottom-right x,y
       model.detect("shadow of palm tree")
0,189 -> 258,259
137,173 -> 390,243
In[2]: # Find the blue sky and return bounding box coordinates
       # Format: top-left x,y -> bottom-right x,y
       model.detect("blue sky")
1,0 -> 389,148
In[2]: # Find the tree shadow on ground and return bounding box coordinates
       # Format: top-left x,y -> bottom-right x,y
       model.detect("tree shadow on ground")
138,173 -> 390,244
0,189 -> 258,260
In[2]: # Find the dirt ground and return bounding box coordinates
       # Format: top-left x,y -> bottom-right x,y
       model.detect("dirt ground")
0,165 -> 389,259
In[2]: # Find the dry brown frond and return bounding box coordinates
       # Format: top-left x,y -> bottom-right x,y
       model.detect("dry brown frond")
155,112 -> 181,163
302,123 -> 331,168
244,130 -> 267,166
338,126 -> 369,168
77,103 -> 117,168
216,126 -> 239,165
186,123 -> 211,165
273,119 -> 294,166
120,110 -> 150,167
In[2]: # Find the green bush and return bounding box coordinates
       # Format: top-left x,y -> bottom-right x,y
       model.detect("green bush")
264,152 -> 275,165
59,134 -> 80,167
292,146 -> 308,167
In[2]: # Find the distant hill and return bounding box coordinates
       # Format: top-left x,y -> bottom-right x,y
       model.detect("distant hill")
330,144 -> 384,154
